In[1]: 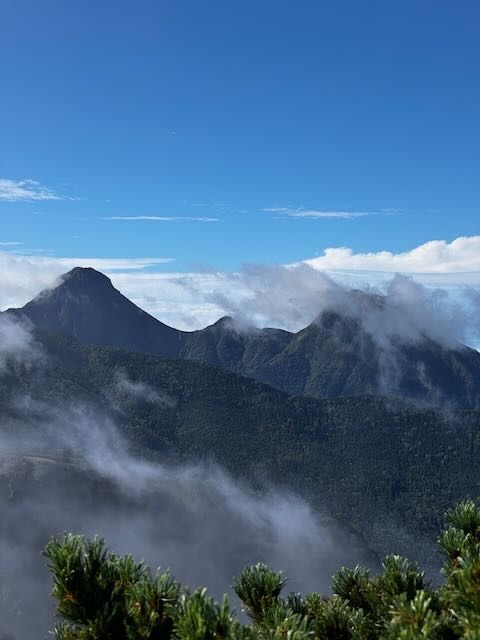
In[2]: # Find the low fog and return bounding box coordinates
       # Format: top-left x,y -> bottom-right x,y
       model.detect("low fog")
0,317 -> 377,639
0,315 -> 40,373
0,407 -> 376,639
113,368 -> 177,408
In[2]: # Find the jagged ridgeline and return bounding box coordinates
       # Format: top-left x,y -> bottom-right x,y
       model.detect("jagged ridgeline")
6,266 -> 480,407
43,499 -> 480,639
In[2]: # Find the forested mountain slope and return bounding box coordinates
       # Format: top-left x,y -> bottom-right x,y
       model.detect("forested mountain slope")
2,327 -> 480,568
246,311 -> 480,407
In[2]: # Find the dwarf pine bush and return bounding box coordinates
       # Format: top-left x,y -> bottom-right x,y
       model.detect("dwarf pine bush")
44,499 -> 480,639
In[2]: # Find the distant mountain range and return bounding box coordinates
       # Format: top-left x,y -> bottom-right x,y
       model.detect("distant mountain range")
7,266 -> 480,408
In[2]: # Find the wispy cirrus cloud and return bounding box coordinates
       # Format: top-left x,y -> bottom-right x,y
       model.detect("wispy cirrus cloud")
263,207 -> 384,219
0,242 -> 23,246
0,178 -> 63,202
104,216 -> 219,222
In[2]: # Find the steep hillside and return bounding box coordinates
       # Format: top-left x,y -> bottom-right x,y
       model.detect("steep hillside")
250,310 -> 480,407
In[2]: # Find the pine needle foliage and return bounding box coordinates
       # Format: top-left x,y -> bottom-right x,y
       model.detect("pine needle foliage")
233,564 -> 286,626
44,500 -> 480,639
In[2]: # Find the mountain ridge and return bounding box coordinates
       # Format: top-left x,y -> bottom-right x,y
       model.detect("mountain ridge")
6,266 -> 480,408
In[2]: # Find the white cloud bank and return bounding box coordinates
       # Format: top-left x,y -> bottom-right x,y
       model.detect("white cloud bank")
0,236 -> 479,334
306,236 -> 480,273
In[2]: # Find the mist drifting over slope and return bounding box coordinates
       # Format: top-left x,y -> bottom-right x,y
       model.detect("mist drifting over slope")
0,316 -> 375,639
187,264 -> 480,349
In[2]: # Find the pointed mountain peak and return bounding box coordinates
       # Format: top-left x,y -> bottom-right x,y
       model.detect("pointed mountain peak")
60,266 -> 114,289
24,266 -> 116,308
11,266 -> 182,357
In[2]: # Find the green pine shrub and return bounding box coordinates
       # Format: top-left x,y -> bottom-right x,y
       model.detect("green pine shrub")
43,499 -> 480,639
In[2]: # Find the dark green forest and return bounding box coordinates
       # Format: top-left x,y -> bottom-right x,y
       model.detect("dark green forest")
3,328 -> 480,566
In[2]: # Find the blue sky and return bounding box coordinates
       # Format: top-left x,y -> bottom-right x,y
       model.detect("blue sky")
1,0 -> 479,274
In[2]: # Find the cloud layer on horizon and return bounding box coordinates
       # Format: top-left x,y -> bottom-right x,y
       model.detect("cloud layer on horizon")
0,236 -> 479,335
305,236 -> 480,273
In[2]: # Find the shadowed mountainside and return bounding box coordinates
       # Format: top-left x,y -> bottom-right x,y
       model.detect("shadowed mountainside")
8,267 -> 183,357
